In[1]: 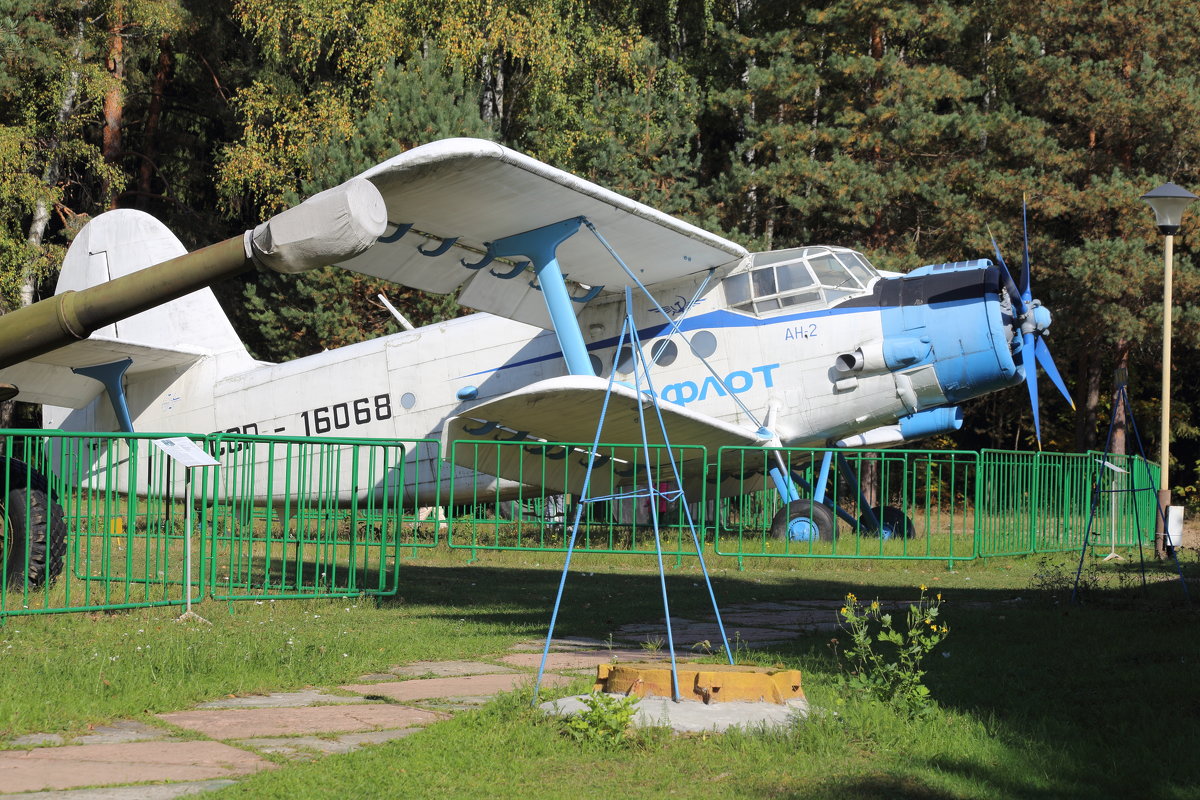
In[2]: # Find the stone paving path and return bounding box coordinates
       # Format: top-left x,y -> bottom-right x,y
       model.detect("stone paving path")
0,600 -> 843,799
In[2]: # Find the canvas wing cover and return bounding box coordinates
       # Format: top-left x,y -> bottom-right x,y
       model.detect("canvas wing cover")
339,138 -> 748,330
443,376 -> 767,497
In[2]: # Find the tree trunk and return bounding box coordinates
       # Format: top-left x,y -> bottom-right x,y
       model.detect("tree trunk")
1111,343 -> 1129,455
102,1 -> 126,208
1074,350 -> 1100,451
137,34 -> 173,206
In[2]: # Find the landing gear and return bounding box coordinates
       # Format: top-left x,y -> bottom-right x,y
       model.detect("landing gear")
859,505 -> 914,539
1,464 -> 67,589
770,499 -> 835,542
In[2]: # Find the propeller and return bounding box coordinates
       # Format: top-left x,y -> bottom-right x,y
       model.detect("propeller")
989,199 -> 1075,447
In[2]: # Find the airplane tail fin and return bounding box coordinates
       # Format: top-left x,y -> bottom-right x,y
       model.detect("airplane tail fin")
56,209 -> 248,356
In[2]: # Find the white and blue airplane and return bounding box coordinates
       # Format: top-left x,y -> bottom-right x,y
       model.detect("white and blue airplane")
1,138 -> 1072,542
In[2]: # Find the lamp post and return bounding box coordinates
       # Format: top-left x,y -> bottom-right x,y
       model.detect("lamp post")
1140,181 -> 1197,557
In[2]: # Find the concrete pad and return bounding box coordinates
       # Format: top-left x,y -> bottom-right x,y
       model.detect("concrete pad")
541,693 -> 809,734
668,624 -> 797,644
158,704 -> 445,739
343,673 -> 571,702
0,741 -> 270,794
388,660 -> 516,678
195,690 -> 366,709
498,649 -> 650,670
0,779 -> 237,800
9,733 -> 65,747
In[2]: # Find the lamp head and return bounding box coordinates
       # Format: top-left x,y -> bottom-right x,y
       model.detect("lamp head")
1142,182 -> 1198,235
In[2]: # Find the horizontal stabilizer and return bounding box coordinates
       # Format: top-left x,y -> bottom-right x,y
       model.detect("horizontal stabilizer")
340,139 -> 748,330
443,376 -> 766,495
0,336 -> 205,408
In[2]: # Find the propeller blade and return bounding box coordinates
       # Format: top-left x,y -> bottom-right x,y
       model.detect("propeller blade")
1023,331 -> 1041,447
1020,198 -> 1032,305
989,232 -> 1025,314
1034,337 -> 1075,410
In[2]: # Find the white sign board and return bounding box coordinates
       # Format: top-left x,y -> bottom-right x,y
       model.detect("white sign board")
152,437 -> 219,468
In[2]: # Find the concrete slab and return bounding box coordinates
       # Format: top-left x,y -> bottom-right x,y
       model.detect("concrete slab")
388,660 -> 516,678
343,673 -> 571,702
498,649 -> 650,670
194,690 -> 366,710
158,704 -> 445,739
541,693 -> 809,734
0,779 -> 237,800
0,741 -> 270,795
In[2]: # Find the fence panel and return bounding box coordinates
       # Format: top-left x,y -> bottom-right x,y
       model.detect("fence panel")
206,433 -> 432,600
447,439 -> 708,556
713,446 -> 978,562
2,431 -> 191,619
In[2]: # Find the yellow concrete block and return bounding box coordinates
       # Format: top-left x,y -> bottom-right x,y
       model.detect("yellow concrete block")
593,661 -> 804,705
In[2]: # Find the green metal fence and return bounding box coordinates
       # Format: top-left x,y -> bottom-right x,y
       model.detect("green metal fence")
2,430 -> 436,620
712,447 -> 979,562
3,428 -> 1163,620
446,439 -> 708,557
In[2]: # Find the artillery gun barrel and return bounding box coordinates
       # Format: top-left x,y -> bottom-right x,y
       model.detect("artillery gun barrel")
0,177 -> 386,375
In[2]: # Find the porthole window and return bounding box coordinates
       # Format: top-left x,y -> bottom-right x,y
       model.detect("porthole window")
614,345 -> 636,374
589,354 -> 604,376
689,330 -> 717,358
651,339 -> 678,367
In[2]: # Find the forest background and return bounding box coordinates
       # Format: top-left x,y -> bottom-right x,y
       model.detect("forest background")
3,0 -> 1200,502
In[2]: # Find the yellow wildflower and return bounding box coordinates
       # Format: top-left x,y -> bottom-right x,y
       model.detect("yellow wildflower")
936,593 -> 942,601
870,600 -> 880,611
919,584 -> 927,592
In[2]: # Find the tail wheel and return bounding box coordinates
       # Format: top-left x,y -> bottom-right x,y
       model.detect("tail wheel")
2,488 -> 67,588
769,500 -> 835,542
858,505 -> 915,539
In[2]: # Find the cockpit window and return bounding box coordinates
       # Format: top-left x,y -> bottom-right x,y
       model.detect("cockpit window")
724,246 -> 879,316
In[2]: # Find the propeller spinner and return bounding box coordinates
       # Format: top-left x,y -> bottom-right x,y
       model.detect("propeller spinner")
990,201 -> 1075,446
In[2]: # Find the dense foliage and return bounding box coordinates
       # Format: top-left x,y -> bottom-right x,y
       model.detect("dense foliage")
3,0 -> 1200,484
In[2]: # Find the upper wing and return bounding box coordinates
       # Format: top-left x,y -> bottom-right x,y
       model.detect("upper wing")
0,337 -> 205,408
443,376 -> 767,496
339,138 -> 748,329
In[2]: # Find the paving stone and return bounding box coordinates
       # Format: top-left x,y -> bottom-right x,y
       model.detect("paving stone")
0,741 -> 270,795
506,636 -> 613,652
342,673 -> 571,702
670,624 -> 798,644
498,649 -> 652,670
236,728 -> 421,760
195,690 -> 366,710
9,733 -> 65,747
0,779 -> 238,800
158,704 -> 445,739
388,660 -> 516,678
73,721 -> 174,745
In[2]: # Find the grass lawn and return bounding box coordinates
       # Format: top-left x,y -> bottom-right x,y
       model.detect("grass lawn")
3,546 -> 1199,799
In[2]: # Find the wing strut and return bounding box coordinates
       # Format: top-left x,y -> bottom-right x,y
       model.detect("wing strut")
486,217 -> 593,376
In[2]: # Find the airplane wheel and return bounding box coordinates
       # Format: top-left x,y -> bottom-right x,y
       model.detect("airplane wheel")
858,506 -> 914,539
2,486 -> 67,588
769,500 -> 835,542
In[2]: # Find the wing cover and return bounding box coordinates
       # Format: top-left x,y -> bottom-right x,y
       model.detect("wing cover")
340,139 -> 748,329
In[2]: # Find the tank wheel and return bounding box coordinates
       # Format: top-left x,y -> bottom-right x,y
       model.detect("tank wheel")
859,505 -> 915,539
769,500 -> 835,542
2,487 -> 67,589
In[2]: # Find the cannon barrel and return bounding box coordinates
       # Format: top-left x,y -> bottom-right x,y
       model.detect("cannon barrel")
0,177 -> 386,378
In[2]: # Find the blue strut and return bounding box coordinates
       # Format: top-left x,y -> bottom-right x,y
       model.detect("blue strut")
489,217 -> 593,376
73,358 -> 134,432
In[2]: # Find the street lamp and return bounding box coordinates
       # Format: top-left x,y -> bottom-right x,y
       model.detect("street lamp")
1141,181 -> 1198,557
